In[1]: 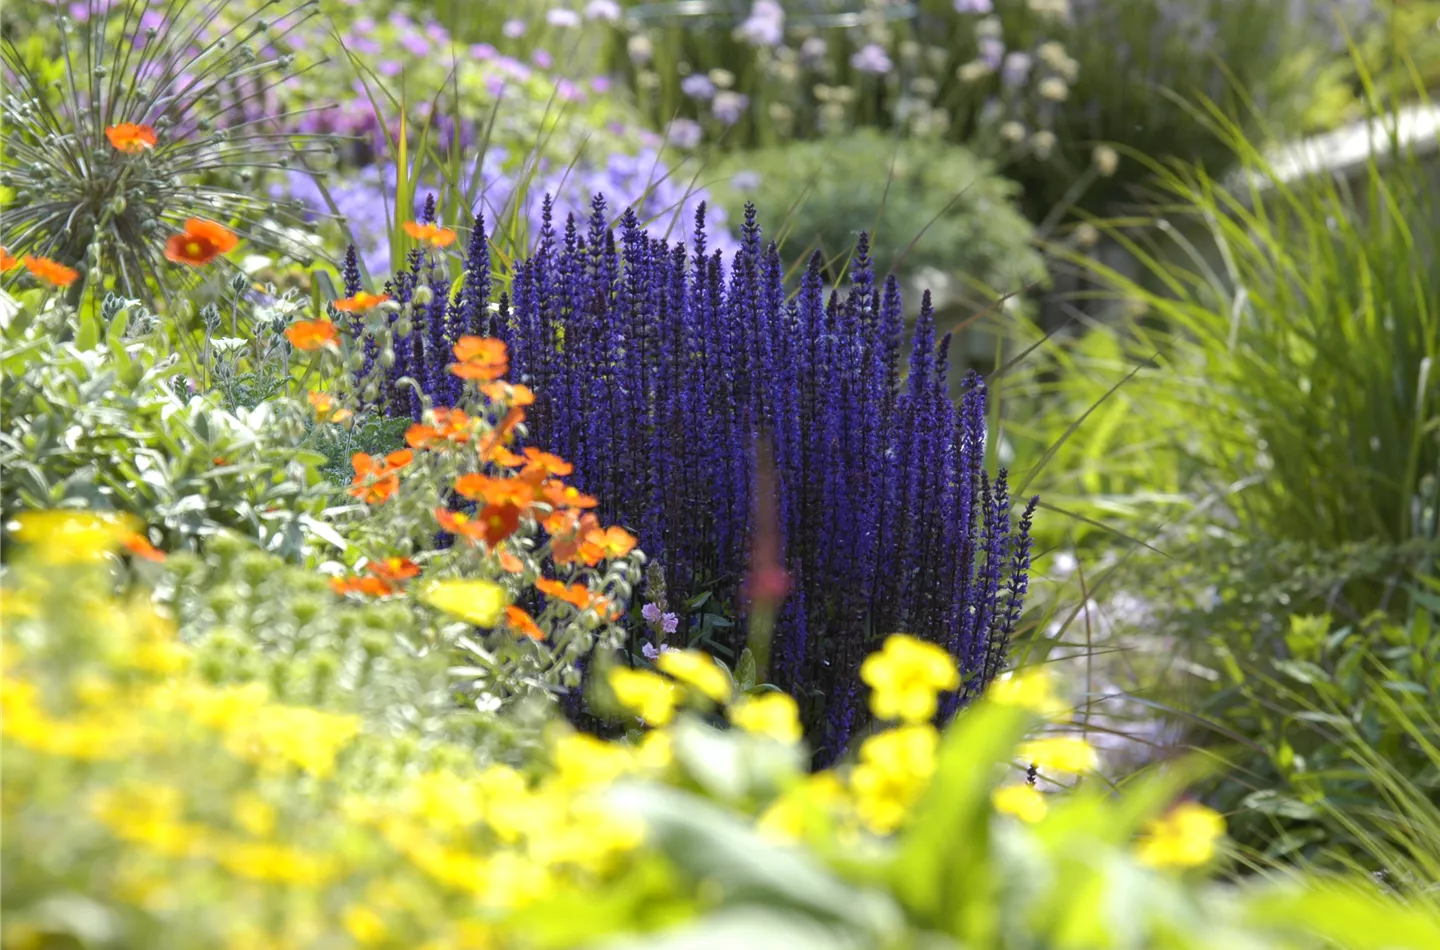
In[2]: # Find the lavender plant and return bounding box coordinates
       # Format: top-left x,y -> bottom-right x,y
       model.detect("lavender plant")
342,197 -> 1036,756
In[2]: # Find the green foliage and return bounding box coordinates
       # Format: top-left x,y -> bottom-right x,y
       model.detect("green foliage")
0,296 -> 331,558
707,130 -> 1045,298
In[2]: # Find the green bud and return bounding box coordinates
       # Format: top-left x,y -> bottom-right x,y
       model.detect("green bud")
109,196 -> 126,215
411,285 -> 434,307
379,347 -> 395,369
395,318 -> 413,337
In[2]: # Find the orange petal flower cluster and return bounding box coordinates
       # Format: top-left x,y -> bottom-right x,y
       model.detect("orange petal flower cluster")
330,556 -> 420,599
308,391 -> 353,425
348,450 -> 413,504
286,319 -> 339,352
333,291 -> 390,313
402,221 -> 457,248
406,408 -> 473,449
0,247 -> 18,271
164,218 -> 237,267
450,336 -> 509,381
22,255 -> 79,287
503,605 -> 545,641
105,122 -> 158,153
121,532 -> 166,563
535,578 -> 617,620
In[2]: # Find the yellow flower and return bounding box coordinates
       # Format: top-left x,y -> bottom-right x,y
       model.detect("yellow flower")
217,841 -> 335,884
634,726 -> 674,771
608,667 -> 679,725
728,692 -> 803,744
422,579 -> 508,628
1135,802 -> 1226,869
1017,735 -> 1099,774
550,732 -> 635,788
232,791 -> 276,837
8,510 -> 140,563
403,771 -> 486,833
987,669 -> 1067,719
859,633 -> 960,723
992,784 -> 1048,823
655,649 -> 733,703
756,772 -> 847,842
225,704 -> 363,778
342,905 -> 388,945
850,724 -> 939,834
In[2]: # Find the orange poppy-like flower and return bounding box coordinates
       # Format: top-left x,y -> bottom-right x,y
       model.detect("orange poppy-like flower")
333,291 -> 391,313
520,448 -> 573,483
479,381 -> 536,407
348,450 -> 412,504
367,556 -> 421,582
543,481 -> 599,510
308,390 -> 354,424
406,408 -> 472,450
552,512 -> 602,565
286,319 -> 339,352
212,456 -> 228,467
105,122 -> 158,153
478,503 -> 523,546
0,247 -> 19,271
450,336 -> 508,381
402,221 -> 458,248
164,218 -> 238,267
484,444 -> 525,468
497,548 -> 525,574
331,575 -> 395,597
454,473 -> 535,511
584,525 -> 638,561
503,605 -> 545,641
121,532 -> 166,563
434,507 -> 489,544
535,578 -> 596,611
22,255 -> 79,287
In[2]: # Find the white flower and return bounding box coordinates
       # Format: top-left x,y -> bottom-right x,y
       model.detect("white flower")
1091,144 -> 1119,177
1038,77 -> 1069,101
627,34 -> 653,64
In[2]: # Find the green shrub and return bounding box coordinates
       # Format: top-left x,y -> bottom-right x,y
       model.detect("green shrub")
707,130 -> 1045,300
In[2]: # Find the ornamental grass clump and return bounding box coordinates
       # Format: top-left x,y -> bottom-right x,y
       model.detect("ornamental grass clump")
339,196 -> 1036,755
0,0 -> 328,299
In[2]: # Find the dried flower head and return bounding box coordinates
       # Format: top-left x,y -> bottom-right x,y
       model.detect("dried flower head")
0,0 -> 329,299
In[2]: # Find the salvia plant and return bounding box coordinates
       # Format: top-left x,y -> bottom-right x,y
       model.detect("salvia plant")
341,197 -> 1037,757
0,0 -> 329,299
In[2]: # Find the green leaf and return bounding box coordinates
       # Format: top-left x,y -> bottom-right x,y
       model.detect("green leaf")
735,647 -> 758,691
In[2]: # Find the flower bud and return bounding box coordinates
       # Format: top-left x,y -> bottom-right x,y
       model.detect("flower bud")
379,347 -> 396,369
395,318 -> 413,337
411,285 -> 434,307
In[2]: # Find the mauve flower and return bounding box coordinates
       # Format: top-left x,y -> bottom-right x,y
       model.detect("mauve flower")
399,32 -> 431,57
661,613 -> 679,635
546,8 -> 580,28
712,90 -> 749,125
800,36 -> 827,61
665,118 -> 703,149
378,59 -> 403,77
353,16 -> 375,32
1001,51 -> 1032,87
954,0 -> 993,11
532,48 -> 553,68
731,170 -> 762,191
642,602 -> 663,623
584,0 -> 621,21
735,0 -> 784,47
850,43 -> 893,75
503,18 -> 526,37
979,37 -> 1005,69
350,36 -> 381,55
681,73 -> 716,100
470,43 -> 497,59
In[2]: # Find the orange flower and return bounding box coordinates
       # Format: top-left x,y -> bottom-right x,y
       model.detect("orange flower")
478,503 -> 523,546
0,247 -> 18,271
548,510 -> 601,565
105,122 -> 158,153
453,474 -> 534,510
543,481 -> 599,510
402,221 -> 458,248
434,507 -> 489,544
212,456 -> 228,467
121,532 -> 166,563
584,526 -> 638,561
535,578 -> 595,611
503,605 -> 545,641
485,444 -> 525,468
286,319 -> 339,352
520,448 -> 573,483
330,575 -> 395,597
163,218 -> 238,267
497,548 -> 525,574
308,391 -> 353,424
21,255 -> 79,287
480,381 -> 536,407
348,450 -> 411,504
367,557 -> 421,582
449,337 -> 508,381
406,408 -> 472,449
333,291 -> 391,313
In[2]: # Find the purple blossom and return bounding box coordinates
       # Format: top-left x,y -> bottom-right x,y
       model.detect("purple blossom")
642,603 -> 663,624
735,0 -> 784,47
584,0 -> 622,21
711,90 -> 749,125
731,170 -> 762,191
850,43 -> 894,75
979,37 -> 1005,69
665,118 -> 703,149
502,18 -> 526,37
532,48 -> 553,68
661,613 -> 679,635
545,8 -> 580,28
470,43 -> 497,60
954,0 -> 993,11
800,36 -> 827,61
681,73 -> 716,100
1002,51 -> 1033,87
398,32 -> 431,57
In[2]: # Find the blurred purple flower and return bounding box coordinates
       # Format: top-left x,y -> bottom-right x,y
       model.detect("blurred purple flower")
532,48 -> 553,68
979,37 -> 1005,69
470,43 -> 497,60
850,43 -> 893,75
661,613 -> 679,635
642,603 -> 663,623
731,170 -> 762,191
353,16 -> 375,33
712,90 -> 749,125
681,73 -> 716,100
546,8 -> 581,28
503,18 -> 526,37
954,0 -> 993,11
736,0 -> 784,47
584,0 -> 622,21
351,37 -> 382,55
378,59 -> 403,77
800,36 -> 827,61
1001,51 -> 1032,87
591,75 -> 612,93
666,118 -> 703,149
399,32 -> 431,57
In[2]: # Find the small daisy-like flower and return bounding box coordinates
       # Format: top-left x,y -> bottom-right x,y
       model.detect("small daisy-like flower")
105,122 -> 158,153
21,255 -> 80,287
333,291 -> 391,312
402,221 -> 457,248
163,218 -> 238,267
285,319 -> 339,352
